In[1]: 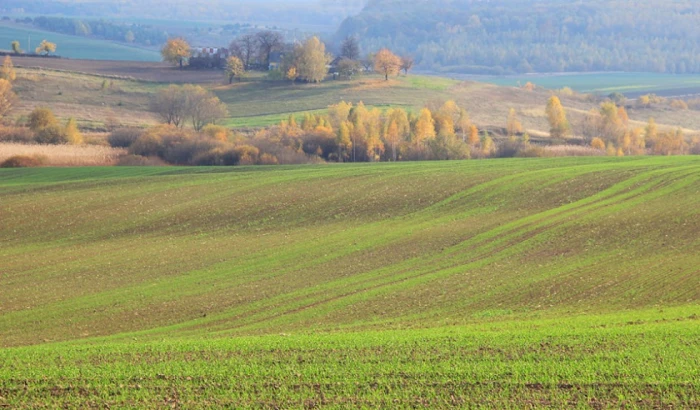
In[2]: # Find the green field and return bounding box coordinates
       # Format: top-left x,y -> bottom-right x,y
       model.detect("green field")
216,75 -> 457,128
0,24 -> 161,61
469,72 -> 700,96
1,157 -> 698,407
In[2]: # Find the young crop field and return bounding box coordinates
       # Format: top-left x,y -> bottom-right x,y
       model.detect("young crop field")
213,76 -> 457,128
472,72 -> 700,98
0,24 -> 161,61
0,157 -> 698,407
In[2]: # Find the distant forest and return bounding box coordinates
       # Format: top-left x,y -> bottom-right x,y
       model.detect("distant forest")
28,17 -> 168,47
337,0 -> 700,74
1,0 -> 364,29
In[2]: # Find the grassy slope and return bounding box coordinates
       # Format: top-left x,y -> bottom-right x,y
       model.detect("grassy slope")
0,157 -> 699,407
13,68 -> 160,128
13,67 -> 700,135
0,24 -> 161,61
214,75 -> 456,128
473,72 -> 700,96
1,157 -> 698,345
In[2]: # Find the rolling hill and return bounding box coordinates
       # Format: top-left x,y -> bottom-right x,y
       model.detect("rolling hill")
338,0 -> 700,75
11,65 -> 700,135
0,24 -> 161,61
0,158 -> 698,406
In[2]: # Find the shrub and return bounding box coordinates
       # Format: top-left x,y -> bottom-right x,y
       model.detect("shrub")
108,128 -> 143,148
27,107 -> 57,132
232,145 -> 261,165
516,145 -> 548,157
259,153 -> 279,165
129,131 -> 165,158
301,131 -> 338,160
690,137 -> 700,155
116,155 -> 166,166
160,135 -> 223,165
0,126 -> 34,143
591,137 -> 606,150
0,155 -> 46,168
559,87 -> 574,96
64,118 -> 83,145
670,99 -> 689,110
266,69 -> 285,81
495,139 -> 527,158
201,124 -> 233,142
191,147 -> 239,166
35,125 -> 69,144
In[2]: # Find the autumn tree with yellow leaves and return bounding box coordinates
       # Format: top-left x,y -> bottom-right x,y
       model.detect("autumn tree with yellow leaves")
225,56 -> 245,84
374,49 -> 401,81
506,108 -> 523,136
35,40 -> 57,56
545,96 -> 570,139
1,56 -> 16,82
161,38 -> 191,69
0,78 -> 17,119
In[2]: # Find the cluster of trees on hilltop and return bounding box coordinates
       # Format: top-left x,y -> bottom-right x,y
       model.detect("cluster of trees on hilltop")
162,35 -> 412,85
338,0 -> 700,74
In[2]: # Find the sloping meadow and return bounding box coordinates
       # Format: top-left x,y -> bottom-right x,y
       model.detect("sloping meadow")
0,157 -> 698,407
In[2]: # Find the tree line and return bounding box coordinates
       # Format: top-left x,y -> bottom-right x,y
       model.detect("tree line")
338,0 -> 700,74
545,94 -> 694,156
162,34 -> 412,85
25,16 -> 167,47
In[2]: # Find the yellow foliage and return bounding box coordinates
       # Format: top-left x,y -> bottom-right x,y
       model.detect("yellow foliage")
545,96 -> 570,138
413,108 -> 436,143
670,99 -> 689,110
591,137 -> 606,150
506,108 -> 523,136
1,56 -> 16,82
606,142 -> 617,156
374,49 -> 401,81
28,107 -> 58,131
161,38 -> 191,68
467,125 -> 480,146
64,118 -> 83,145
0,78 -> 17,118
35,40 -> 57,55
559,87 -> 574,96
225,56 -> 245,83
202,124 -> 233,142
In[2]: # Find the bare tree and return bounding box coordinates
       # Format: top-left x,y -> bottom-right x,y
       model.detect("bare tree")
256,30 -> 284,68
337,58 -> 361,79
150,85 -> 188,128
340,36 -> 360,61
361,53 -> 375,72
229,34 -> 258,69
183,85 -> 229,131
400,56 -> 415,75
151,85 -> 228,131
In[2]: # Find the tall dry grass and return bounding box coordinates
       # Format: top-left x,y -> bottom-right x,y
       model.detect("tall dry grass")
0,143 -> 126,167
542,145 -> 605,157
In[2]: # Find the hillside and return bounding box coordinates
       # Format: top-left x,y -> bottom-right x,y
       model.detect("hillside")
1,158 -> 698,407
10,65 -> 700,135
1,157 -> 698,346
338,0 -> 700,75
0,24 -> 161,61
